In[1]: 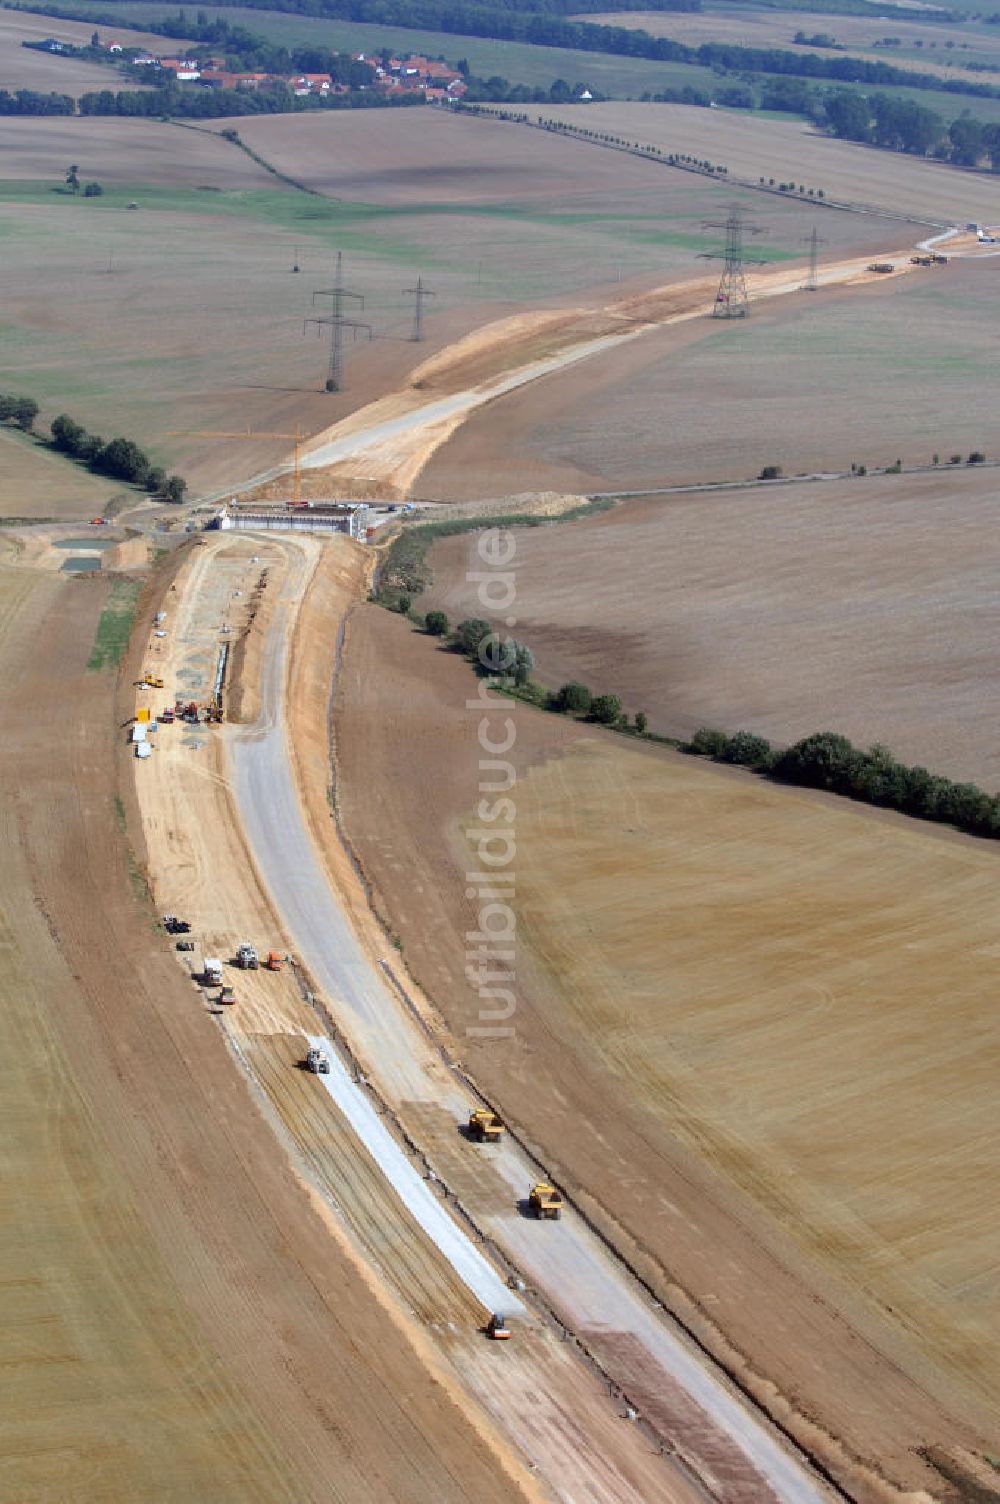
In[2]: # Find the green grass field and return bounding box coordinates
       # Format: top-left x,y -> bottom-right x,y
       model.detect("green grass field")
87,577 -> 140,669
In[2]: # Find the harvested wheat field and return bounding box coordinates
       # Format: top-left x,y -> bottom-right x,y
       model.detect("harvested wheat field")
535,101 -> 1000,225
0,558 -> 533,1503
0,425 -> 123,519
421,469 -> 1000,788
419,254 -> 1000,499
334,600 -> 1000,1498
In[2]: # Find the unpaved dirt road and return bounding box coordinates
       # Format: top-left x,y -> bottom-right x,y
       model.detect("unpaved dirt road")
216,535 -> 834,1503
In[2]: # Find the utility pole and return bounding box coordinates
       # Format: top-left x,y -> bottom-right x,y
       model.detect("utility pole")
801,226 -> 826,292
292,245 -> 301,274
305,251 -> 372,392
403,275 -> 434,342
700,206 -> 765,318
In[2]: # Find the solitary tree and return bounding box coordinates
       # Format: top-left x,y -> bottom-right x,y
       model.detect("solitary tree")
590,693 -> 623,725
453,617 -> 492,658
161,474 -> 186,504
554,681 -> 592,715
424,609 -> 449,637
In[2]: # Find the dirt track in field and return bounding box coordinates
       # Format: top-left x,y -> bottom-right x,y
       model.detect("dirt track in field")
0,553 -> 538,1503
333,599 -> 1000,1502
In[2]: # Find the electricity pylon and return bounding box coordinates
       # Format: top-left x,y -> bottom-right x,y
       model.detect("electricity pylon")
403,275 -> 434,342
700,207 -> 765,318
306,251 -> 371,392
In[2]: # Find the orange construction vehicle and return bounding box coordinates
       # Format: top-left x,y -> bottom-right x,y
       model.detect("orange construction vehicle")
266,951 -> 285,972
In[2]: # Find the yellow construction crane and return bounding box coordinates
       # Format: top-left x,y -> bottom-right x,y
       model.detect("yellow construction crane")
167,426 -> 306,506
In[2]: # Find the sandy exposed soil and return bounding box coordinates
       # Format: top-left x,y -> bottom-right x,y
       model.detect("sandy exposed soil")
0,548 -> 539,1502
533,102 -> 1000,225
333,600 -> 1000,1499
421,473 -> 1000,788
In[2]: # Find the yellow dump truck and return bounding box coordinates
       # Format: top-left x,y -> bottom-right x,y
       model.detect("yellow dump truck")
468,1108 -> 504,1144
528,1182 -> 563,1220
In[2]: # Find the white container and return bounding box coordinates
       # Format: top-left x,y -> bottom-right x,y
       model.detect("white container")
131,724 -> 147,743
135,743 -> 152,759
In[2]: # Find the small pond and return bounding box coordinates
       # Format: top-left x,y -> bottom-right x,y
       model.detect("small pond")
51,536 -> 116,550
61,556 -> 102,573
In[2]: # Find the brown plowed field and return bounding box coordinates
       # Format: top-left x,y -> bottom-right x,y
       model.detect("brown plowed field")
333,600 -> 1000,1499
422,472 -> 1000,788
0,556 -> 533,1503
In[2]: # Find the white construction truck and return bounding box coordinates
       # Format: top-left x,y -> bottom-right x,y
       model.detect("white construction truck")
236,943 -> 259,970
203,957 -> 223,985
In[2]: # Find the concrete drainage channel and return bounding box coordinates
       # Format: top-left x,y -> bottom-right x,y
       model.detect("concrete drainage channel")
267,958 -> 718,1499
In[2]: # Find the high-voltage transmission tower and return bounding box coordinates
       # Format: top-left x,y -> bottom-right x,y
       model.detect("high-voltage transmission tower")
306,251 -> 372,392
700,207 -> 764,318
403,275 -> 434,342
801,226 -> 826,292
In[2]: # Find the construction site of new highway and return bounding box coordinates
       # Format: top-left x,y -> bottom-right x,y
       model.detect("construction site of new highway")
123,524 -> 835,1504
6,187 -> 1000,1504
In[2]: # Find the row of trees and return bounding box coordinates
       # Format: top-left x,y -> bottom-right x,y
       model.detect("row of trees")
425,613 -> 648,728
824,88 -> 1000,161
0,88 -> 73,116
0,394 -> 39,431
686,729 -> 1000,841
50,415 -> 186,501
78,81 -> 424,118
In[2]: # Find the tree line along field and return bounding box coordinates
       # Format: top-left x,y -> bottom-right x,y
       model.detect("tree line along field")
522,100 -> 1000,220
419,464 -> 1000,791
0,107 -> 901,508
